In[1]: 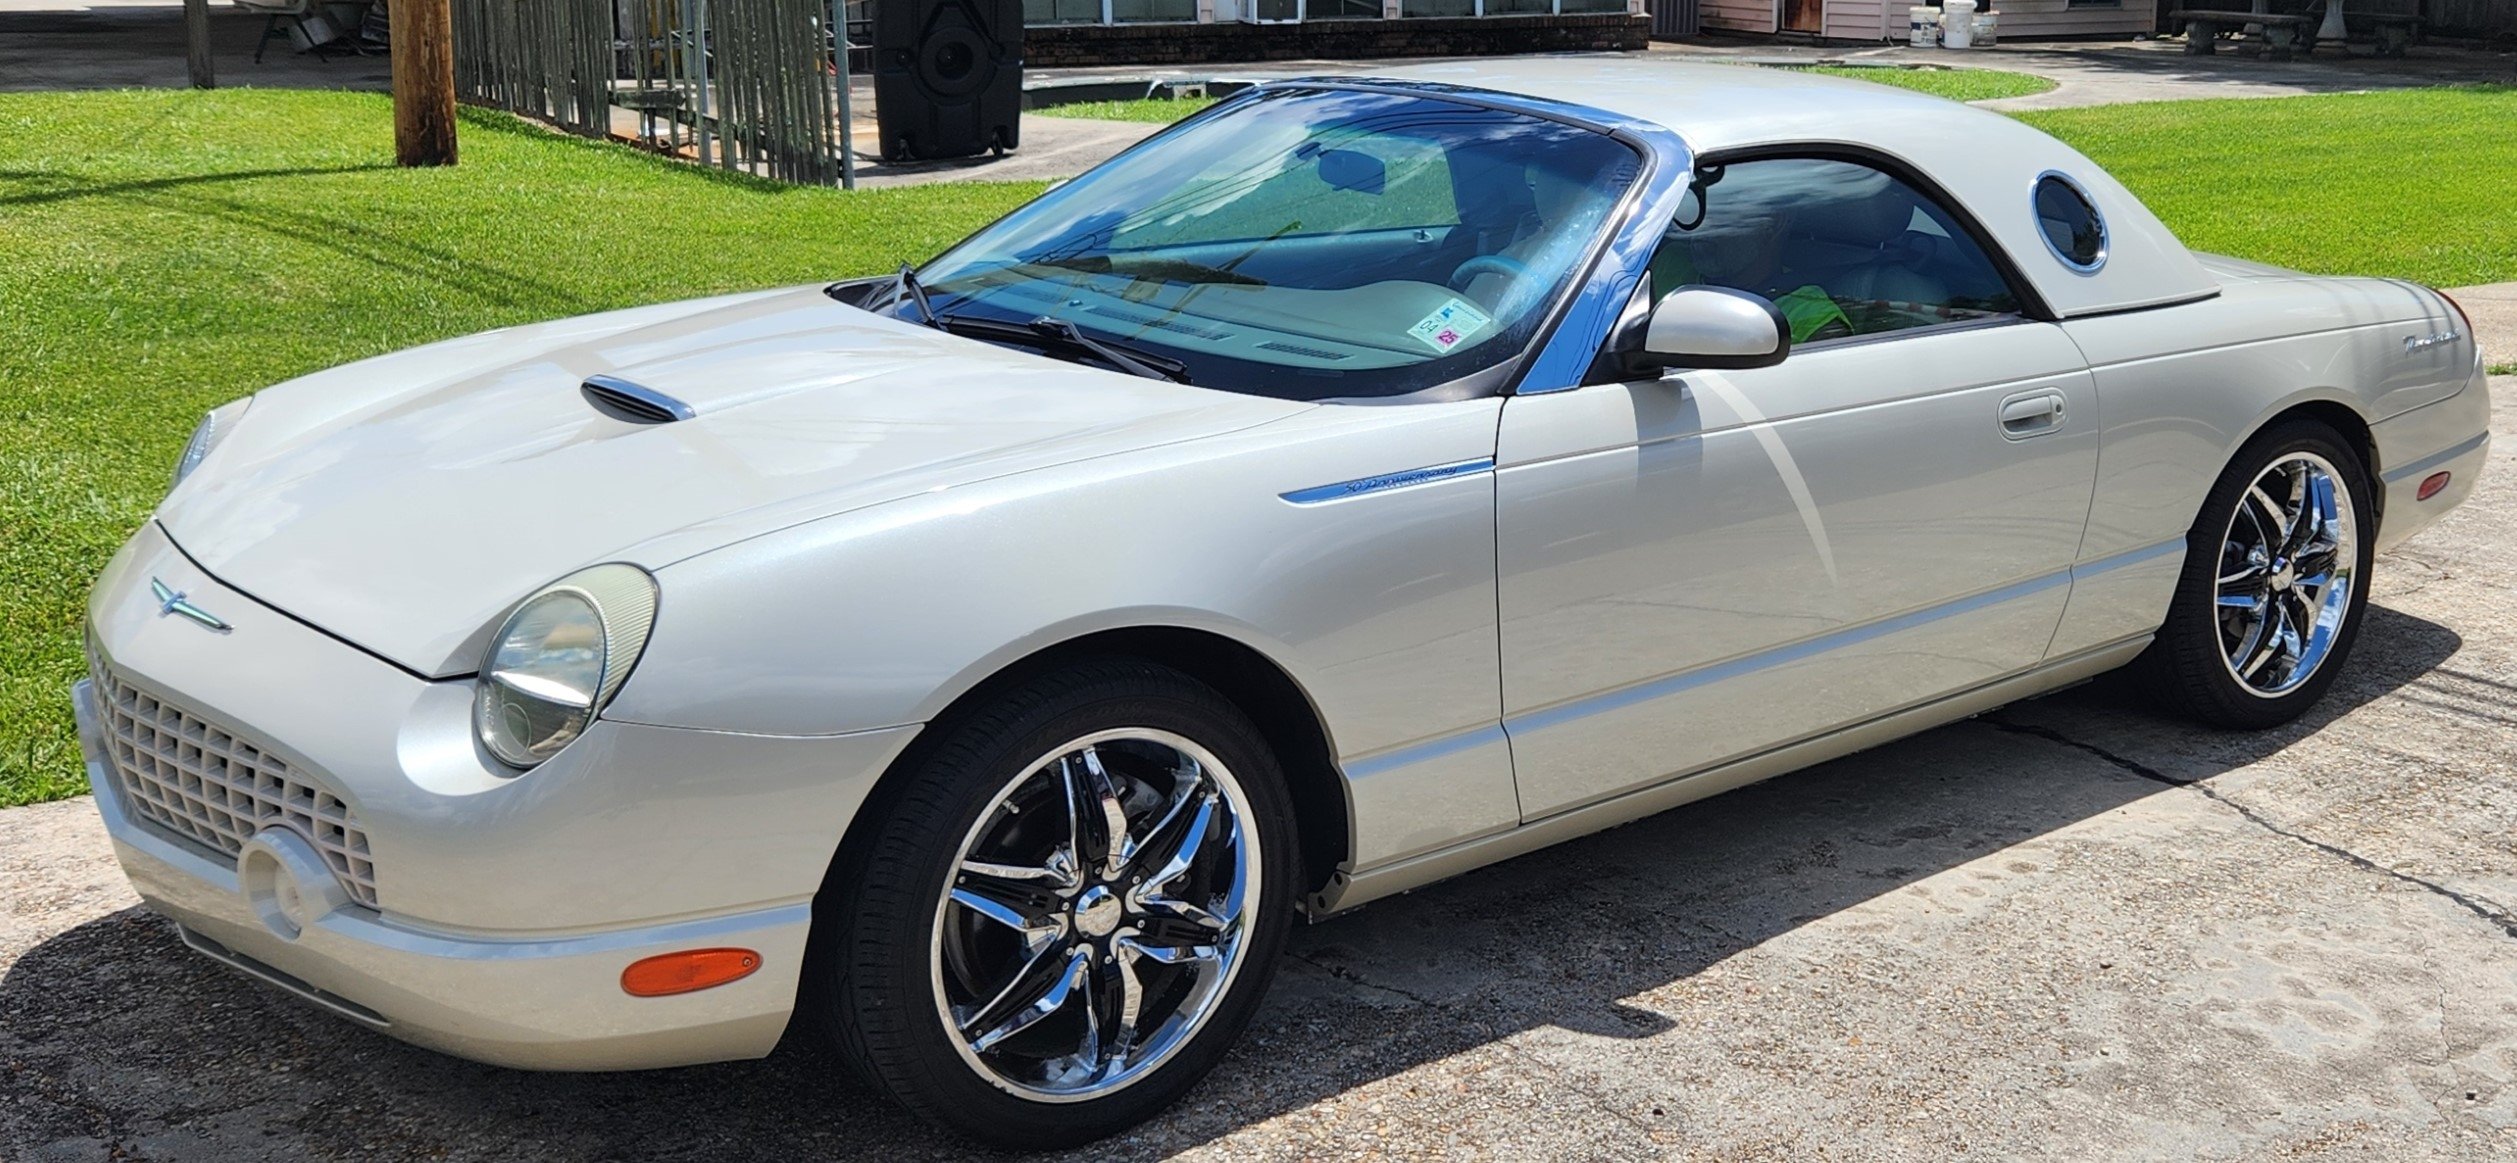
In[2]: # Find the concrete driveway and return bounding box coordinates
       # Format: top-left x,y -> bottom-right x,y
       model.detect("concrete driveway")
3,373 -> 2511,1159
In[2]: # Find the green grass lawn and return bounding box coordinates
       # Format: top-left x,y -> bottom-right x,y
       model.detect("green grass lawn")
2019,88 -> 2517,288
1032,96 -> 1220,123
0,90 -> 1043,807
2,85 -> 2512,809
1789,65 -> 2058,102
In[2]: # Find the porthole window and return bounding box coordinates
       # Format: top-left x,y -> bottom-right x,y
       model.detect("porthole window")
2032,172 -> 2106,273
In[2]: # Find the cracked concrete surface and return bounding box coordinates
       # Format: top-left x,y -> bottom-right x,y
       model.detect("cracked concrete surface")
4,381 -> 2514,1159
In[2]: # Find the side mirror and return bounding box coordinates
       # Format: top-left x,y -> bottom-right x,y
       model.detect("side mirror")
1635,285 -> 1790,372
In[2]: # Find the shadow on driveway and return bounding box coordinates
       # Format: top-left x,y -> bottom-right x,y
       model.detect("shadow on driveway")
0,604 -> 2462,1160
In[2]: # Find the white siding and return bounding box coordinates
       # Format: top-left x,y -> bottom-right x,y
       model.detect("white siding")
1986,0 -> 2154,37
1702,0 -> 1776,32
1823,0 -> 1888,39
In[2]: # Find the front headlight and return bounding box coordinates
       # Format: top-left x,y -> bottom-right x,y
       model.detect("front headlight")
172,397 -> 253,489
475,564 -> 659,770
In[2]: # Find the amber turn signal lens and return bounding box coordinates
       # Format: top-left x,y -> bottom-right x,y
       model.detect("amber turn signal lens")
2418,471 -> 2452,501
621,948 -> 761,997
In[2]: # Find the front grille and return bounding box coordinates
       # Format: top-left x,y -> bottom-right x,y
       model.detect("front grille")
91,661 -> 379,909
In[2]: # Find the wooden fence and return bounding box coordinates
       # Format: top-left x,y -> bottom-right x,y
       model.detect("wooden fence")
453,0 -> 856,185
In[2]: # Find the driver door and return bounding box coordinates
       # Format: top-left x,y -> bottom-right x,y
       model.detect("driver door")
1495,154 -> 2098,817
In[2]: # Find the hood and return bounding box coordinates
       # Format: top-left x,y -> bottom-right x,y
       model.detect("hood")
159,286 -> 1310,677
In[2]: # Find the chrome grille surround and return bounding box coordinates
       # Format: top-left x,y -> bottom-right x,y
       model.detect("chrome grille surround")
90,659 -> 379,909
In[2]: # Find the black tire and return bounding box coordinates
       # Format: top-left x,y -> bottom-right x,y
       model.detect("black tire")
803,659 -> 1299,1150
2136,417 -> 2376,730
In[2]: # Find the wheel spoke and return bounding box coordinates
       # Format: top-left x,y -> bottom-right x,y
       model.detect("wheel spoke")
2238,599 -> 2290,680
1138,893 -> 1231,933
1122,759 -> 1207,871
950,885 -> 1051,936
2244,484 -> 2287,545
1076,746 -> 1131,881
967,948 -> 1092,1053
2217,563 -> 2266,588
957,932 -> 1074,1037
961,857 -> 1074,889
1103,942 -> 1146,1076
1137,792 -> 1218,899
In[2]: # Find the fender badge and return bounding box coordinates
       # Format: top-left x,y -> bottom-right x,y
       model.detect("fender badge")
2404,331 -> 2459,353
150,578 -> 232,633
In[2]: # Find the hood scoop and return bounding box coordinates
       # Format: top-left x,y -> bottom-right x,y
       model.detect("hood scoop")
581,375 -> 696,424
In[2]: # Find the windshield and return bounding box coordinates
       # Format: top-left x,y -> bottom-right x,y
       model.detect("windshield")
908,87 -> 1644,400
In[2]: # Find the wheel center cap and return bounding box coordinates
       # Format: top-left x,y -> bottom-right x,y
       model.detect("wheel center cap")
2269,562 -> 2296,591
1073,885 -> 1122,938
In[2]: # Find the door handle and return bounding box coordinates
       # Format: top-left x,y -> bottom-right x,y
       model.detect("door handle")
1998,390 -> 2066,439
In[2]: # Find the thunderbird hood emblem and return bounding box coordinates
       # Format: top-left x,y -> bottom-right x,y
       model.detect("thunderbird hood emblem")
150,577 -> 232,633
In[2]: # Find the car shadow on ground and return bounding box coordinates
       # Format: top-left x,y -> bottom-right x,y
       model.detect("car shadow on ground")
0,604 -> 2461,1161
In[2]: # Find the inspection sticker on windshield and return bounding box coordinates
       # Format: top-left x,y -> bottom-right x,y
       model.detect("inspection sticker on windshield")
1407,298 -> 1493,354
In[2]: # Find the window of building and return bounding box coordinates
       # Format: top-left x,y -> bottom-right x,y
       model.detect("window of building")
1108,0 -> 1198,20
1022,0 -> 1101,23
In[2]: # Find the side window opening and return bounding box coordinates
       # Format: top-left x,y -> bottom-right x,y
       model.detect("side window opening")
1644,156 -> 2024,345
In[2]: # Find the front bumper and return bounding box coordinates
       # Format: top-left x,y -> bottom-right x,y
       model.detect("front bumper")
79,523 -> 920,1070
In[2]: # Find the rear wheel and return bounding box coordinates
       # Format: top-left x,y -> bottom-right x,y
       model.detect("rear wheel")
807,660 -> 1297,1149
2139,418 -> 2374,729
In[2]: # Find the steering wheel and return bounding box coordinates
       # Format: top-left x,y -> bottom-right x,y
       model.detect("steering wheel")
1447,254 -> 1528,292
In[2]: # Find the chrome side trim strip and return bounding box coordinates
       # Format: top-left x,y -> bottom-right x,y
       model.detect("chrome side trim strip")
1506,566 -> 2075,738
2381,431 -> 2488,483
1342,722 -> 1507,781
2073,536 -> 2185,575
1280,458 -> 1495,505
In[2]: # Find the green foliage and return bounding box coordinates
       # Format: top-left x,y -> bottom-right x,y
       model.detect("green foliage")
1032,96 -> 1220,123
1782,66 -> 2059,102
0,90 -> 1042,807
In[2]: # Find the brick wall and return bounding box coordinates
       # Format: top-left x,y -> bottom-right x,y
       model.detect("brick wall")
1023,15 -> 1652,66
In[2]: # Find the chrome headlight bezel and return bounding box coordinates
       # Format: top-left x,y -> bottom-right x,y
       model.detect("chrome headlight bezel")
172,397 -> 253,490
474,564 -> 660,771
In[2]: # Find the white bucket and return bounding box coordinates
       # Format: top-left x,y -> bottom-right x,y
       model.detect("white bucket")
1942,0 -> 1976,47
1908,6 -> 1941,48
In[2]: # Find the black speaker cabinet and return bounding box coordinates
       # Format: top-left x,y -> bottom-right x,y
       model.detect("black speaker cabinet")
873,0 -> 1022,162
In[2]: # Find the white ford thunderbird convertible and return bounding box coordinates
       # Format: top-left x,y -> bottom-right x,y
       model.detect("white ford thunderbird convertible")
78,62 -> 2488,1145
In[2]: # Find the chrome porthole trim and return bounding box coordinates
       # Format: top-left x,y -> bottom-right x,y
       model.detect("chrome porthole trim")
929,728 -> 1261,1103
2214,451 -> 2357,699
2031,169 -> 2108,274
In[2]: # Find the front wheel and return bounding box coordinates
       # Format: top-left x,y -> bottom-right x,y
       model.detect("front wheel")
806,661 -> 1298,1149
2138,418 -> 2375,729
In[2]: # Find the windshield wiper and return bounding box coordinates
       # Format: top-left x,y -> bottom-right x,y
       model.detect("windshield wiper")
893,262 -> 945,330
936,314 -> 1193,384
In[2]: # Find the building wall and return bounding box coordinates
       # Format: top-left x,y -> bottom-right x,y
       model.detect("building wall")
1988,0 -> 2154,37
1026,12 -> 1652,64
1701,0 -> 1776,33
1702,0 -> 2159,38
1822,0 -> 1885,40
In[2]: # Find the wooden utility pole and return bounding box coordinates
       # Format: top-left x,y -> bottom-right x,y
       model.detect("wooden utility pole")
183,0 -> 214,89
390,0 -> 457,166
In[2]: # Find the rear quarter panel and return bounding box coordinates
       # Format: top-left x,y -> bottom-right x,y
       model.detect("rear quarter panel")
2048,273 -> 2476,655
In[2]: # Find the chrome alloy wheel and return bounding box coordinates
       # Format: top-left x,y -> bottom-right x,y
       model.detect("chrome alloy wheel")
930,729 -> 1261,1101
2215,451 -> 2357,698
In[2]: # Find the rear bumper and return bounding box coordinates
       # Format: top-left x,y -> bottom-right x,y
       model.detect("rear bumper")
80,677 -> 813,1070
2373,363 -> 2493,551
